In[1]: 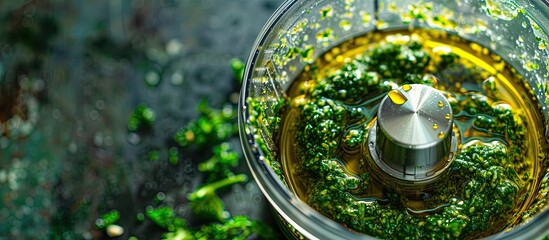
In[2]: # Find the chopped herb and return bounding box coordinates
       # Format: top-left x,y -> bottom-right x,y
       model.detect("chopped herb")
187,174 -> 247,221
198,142 -> 239,182
230,58 -> 245,85
146,206 -> 185,231
95,210 -> 120,229
173,100 -> 237,148
128,104 -> 156,132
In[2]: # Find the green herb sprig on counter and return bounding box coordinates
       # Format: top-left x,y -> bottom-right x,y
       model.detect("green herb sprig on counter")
144,204 -> 270,240
127,103 -> 157,132
94,58 -> 275,239
187,174 -> 247,222
160,214 -> 275,240
94,210 -> 121,229
173,100 -> 237,149
198,143 -> 240,182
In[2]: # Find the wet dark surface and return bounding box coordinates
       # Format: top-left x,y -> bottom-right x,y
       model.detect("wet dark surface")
0,0 -> 284,239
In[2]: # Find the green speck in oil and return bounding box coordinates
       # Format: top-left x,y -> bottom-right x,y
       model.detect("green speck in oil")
525,61 -> 540,71
316,28 -> 335,43
339,20 -> 352,31
285,47 -> 300,60
319,6 -> 334,20
301,45 -> 315,63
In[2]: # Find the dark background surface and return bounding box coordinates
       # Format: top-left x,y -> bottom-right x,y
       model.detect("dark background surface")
0,0 -> 285,239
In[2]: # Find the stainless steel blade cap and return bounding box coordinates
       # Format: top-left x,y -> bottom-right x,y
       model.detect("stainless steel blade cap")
368,84 -> 456,181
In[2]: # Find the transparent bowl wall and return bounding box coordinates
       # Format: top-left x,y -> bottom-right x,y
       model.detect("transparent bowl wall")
239,0 -> 549,239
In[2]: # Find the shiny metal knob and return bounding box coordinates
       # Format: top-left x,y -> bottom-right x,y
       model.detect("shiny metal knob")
368,84 -> 456,182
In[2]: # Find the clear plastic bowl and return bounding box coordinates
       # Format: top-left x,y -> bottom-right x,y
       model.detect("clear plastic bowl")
239,0 -> 549,238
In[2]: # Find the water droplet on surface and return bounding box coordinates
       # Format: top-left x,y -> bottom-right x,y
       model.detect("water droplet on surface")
127,133 -> 141,145
33,79 -> 45,92
68,142 -> 77,153
93,132 -> 103,147
252,194 -> 263,203
445,113 -> 451,120
52,109 -> 62,119
438,101 -> 444,107
166,39 -> 183,56
402,84 -> 412,92
388,90 -> 407,105
89,110 -> 99,120
171,72 -> 184,85
145,71 -> 160,87
96,100 -> 105,110
433,124 -> 438,129
156,192 -> 166,201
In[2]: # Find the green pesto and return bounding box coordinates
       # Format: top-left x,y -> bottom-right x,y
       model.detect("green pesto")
294,40 -> 527,239
522,173 -> 549,221
247,97 -> 287,182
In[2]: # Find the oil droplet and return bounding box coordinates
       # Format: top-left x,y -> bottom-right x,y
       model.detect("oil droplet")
402,84 -> 412,92
539,41 -> 546,50
292,95 -> 308,107
388,90 -> 407,105
445,113 -> 451,120
438,101 -> 444,107
433,124 -> 438,129
438,132 -> 445,139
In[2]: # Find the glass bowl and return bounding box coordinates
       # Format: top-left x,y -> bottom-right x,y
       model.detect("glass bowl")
239,0 -> 549,238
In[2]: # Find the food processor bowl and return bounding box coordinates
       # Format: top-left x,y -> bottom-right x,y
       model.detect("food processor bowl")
239,0 -> 549,239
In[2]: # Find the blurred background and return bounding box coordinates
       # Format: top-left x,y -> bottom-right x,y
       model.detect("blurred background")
0,0 -> 285,239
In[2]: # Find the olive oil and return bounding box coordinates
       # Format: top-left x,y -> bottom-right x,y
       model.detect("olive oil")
387,89 -> 408,105
278,29 -> 547,239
